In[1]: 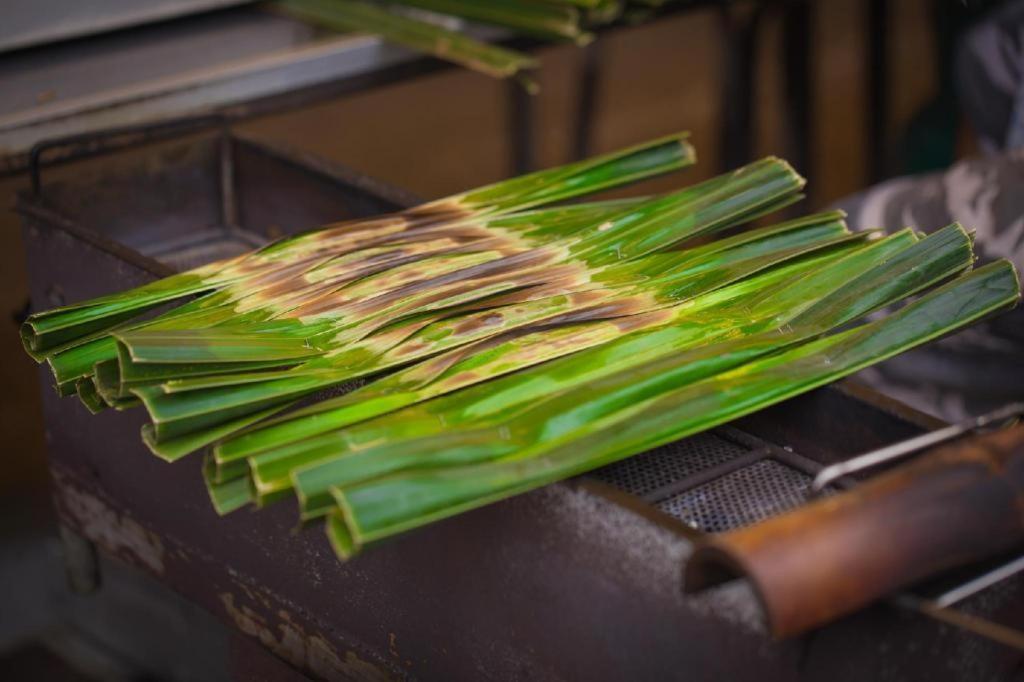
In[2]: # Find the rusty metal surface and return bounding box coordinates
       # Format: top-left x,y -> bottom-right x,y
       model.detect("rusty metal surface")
17,129 -> 1024,681
685,425 -> 1024,640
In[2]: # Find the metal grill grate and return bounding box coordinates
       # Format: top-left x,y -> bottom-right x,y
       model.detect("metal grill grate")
589,433 -> 748,498
656,459 -> 815,533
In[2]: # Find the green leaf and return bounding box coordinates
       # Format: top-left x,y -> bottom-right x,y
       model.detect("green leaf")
331,260 -> 1019,545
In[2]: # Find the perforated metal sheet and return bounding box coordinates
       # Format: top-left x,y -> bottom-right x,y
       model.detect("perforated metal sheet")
589,432 -> 748,498
656,459 -> 815,532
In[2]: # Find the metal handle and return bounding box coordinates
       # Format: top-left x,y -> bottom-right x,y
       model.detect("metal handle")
811,402 -> 1024,493
892,553 -> 1024,652
807,405 -> 1024,650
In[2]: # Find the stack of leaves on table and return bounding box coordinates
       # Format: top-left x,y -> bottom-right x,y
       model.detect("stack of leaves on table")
22,133 -> 1021,559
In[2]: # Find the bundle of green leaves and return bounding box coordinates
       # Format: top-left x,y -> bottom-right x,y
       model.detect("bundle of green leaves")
22,133 -> 1020,559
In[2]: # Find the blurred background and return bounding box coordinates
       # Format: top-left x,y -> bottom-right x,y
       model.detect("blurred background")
0,0 -> 1015,678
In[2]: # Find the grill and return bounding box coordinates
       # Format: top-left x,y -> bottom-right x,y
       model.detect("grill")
658,458 -> 815,532
17,121 -> 1024,681
591,432 -> 745,499
592,427 -> 839,534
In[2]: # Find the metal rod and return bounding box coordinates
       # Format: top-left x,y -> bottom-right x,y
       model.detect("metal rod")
219,127 -> 238,229
888,554 -> 1024,651
811,403 -> 1024,492
934,554 -> 1024,609
642,447 -> 771,504
894,594 -> 1024,652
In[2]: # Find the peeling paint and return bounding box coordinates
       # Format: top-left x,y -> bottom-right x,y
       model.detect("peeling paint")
56,480 -> 165,574
220,592 -> 392,682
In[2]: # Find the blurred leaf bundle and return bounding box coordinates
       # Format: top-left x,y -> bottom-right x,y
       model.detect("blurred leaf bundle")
21,134 -> 1021,559
274,0 -> 662,88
